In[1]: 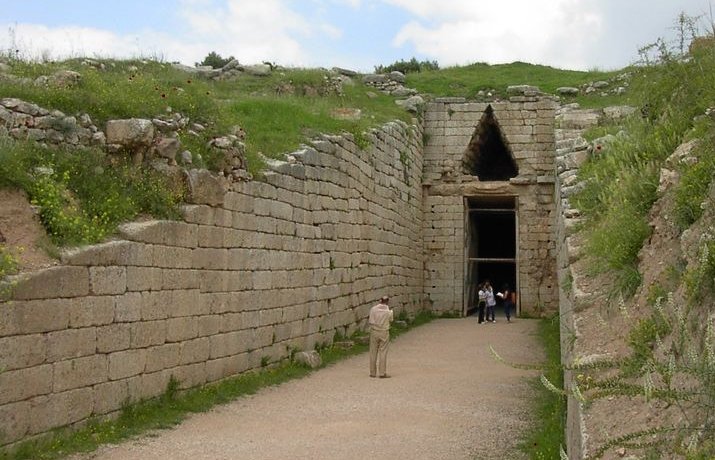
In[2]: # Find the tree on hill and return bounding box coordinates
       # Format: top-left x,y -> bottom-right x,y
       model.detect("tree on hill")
196,51 -> 235,69
374,57 -> 439,74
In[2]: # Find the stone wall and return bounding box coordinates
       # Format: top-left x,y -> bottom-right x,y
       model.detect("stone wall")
0,120 -> 424,446
422,96 -> 559,315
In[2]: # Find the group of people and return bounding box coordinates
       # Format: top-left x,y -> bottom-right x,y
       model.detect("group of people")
368,284 -> 516,378
476,280 -> 514,324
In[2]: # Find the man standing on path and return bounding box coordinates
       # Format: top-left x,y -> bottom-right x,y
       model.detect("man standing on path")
369,295 -> 394,378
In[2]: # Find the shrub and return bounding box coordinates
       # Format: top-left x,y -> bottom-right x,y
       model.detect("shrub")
374,57 -> 439,74
196,51 -> 235,69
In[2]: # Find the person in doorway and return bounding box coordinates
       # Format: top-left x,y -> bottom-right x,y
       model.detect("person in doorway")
476,282 -> 487,324
369,295 -> 394,378
497,284 -> 515,323
484,280 -> 496,322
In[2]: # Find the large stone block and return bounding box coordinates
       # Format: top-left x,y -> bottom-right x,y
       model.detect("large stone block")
11,266 -> 89,300
108,349 -> 147,380
192,248 -> 229,270
106,118 -> 154,147
68,296 -> 115,327
144,343 -> 181,373
61,241 -> 153,267
162,269 -> 200,291
185,169 -> 228,206
89,266 -> 126,295
170,289 -> 203,317
130,320 -> 167,348
0,334 -> 46,371
197,315 -> 221,337
209,330 -> 251,358
96,323 -> 131,353
172,363 -> 207,389
0,400 -> 30,444
179,337 -> 210,365
126,266 -> 163,292
28,388 -> 94,435
0,299 -> 70,336
53,355 -> 107,392
92,380 -> 128,415
0,365 -> 53,405
46,327 -> 97,362
114,292 -> 142,322
118,221 -> 198,248
153,246 -> 193,269
140,291 -> 172,320
165,317 -> 198,342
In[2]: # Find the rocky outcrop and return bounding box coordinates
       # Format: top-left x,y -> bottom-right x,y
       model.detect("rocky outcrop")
0,98 -> 105,146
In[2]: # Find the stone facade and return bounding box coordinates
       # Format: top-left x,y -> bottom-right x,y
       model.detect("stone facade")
0,92 -> 563,446
0,120 -> 424,446
422,96 -> 559,315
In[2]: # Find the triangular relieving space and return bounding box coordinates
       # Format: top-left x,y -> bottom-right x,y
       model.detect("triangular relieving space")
462,105 -> 519,181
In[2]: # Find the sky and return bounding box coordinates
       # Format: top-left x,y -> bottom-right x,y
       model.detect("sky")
0,0 -> 712,72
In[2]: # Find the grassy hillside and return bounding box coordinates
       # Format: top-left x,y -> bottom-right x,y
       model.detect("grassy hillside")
568,30 -> 715,459
0,56 -> 629,248
407,61 -> 629,107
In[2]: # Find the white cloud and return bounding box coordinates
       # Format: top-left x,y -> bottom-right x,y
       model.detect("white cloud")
1,0 -> 346,67
386,0 -> 606,69
0,23 -> 154,61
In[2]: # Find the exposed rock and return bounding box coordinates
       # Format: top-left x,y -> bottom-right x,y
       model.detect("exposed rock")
388,71 -> 406,83
154,136 -> 181,163
293,351 -> 322,368
244,64 -> 271,77
395,95 -> 424,113
179,150 -> 193,165
330,108 -> 362,120
362,74 -> 390,84
332,67 -> 358,77
557,87 -> 580,96
185,169 -> 228,206
1,98 -> 47,116
333,340 -> 355,350
507,85 -> 541,96
47,70 -> 82,88
106,118 -> 155,148
603,105 -> 637,120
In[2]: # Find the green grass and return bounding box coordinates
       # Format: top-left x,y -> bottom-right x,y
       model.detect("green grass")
0,138 -> 183,246
406,61 -> 630,107
0,311 -> 435,460
520,316 -> 565,460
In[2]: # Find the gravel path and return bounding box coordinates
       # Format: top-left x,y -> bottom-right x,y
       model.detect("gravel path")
80,318 -> 545,460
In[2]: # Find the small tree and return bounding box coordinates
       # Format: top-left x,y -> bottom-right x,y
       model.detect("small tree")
196,51 -> 235,69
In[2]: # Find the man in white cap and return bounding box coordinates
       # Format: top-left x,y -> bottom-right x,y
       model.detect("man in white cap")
369,295 -> 394,378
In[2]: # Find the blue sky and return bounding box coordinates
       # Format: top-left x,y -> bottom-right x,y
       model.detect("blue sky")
1,0 -> 712,71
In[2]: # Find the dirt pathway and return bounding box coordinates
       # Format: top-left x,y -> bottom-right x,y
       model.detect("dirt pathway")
80,318 -> 545,460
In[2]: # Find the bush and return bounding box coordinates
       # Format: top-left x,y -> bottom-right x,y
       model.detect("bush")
374,57 -> 439,74
196,51 -> 235,69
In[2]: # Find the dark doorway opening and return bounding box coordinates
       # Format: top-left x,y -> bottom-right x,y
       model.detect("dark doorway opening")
462,105 -> 519,181
464,196 -> 518,317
